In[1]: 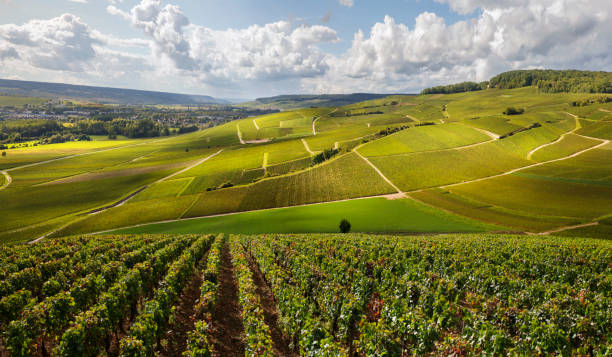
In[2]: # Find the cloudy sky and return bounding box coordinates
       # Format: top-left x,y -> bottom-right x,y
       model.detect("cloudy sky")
0,0 -> 610,99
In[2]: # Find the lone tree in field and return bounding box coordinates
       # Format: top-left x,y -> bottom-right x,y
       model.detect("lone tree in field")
339,219 -> 351,233
1,151 -> 5,157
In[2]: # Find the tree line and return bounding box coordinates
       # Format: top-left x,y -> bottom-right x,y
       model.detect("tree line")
421,70 -> 612,94
0,118 -> 195,146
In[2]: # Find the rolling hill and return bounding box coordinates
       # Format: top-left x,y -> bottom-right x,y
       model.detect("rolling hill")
0,78 -> 228,105
239,93 -> 401,110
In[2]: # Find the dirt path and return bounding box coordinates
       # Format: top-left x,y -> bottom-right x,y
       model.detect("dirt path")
159,255 -> 208,357
210,244 -> 245,357
468,126 -> 500,140
245,249 -> 298,357
152,149 -> 224,186
4,136 -> 175,173
405,114 -> 421,122
537,221 -> 599,235
236,125 -> 246,145
354,150 -> 403,194
301,138 -> 316,155
312,108 -> 338,135
599,108 -> 611,113
0,170 -> 11,191
443,135 -> 610,189
253,118 -> 260,130
527,112 -> 582,160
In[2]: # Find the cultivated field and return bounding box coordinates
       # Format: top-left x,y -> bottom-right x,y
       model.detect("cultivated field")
1,86 -> 611,242
0,234 -> 609,356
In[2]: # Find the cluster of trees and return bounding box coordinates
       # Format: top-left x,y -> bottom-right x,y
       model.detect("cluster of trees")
503,107 -> 525,115
489,70 -> 612,93
312,148 -> 339,165
422,70 -> 612,95
571,96 -> 612,107
0,117 -> 195,146
421,81 -> 488,95
331,110 -> 384,117
377,125 -> 412,137
76,118 -> 168,138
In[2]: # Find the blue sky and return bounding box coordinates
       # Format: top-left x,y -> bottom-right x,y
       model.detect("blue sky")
0,0 -> 610,98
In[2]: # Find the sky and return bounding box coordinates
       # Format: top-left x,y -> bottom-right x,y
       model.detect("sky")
0,0 -> 611,99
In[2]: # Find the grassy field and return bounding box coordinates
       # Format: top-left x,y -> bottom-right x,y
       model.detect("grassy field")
109,197 -> 499,235
1,85 -> 610,242
357,123 -> 490,156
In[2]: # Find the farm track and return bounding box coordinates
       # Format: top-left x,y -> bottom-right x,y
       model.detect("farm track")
27,150 -> 224,243
467,126 -> 500,140
301,138 -> 316,155
526,112 -> 581,160
151,149 -> 224,186
599,108 -> 611,113
210,243 -> 245,357
441,134 -> 610,190
4,136 -> 175,173
312,108 -> 338,135
244,248 -> 298,357
354,150 -> 403,194
253,118 -> 260,130
236,125 -> 246,145
0,170 -> 11,191
84,132 -> 610,237
537,221 -> 600,236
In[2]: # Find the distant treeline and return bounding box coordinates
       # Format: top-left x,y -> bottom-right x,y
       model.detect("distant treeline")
421,81 -> 488,95
421,70 -> 612,94
0,118 -> 189,145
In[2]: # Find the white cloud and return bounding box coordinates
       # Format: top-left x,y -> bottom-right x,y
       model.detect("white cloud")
68,0 -> 88,3
2,0 -> 612,97
108,0 -> 339,85
339,0 -> 354,7
302,0 -> 612,93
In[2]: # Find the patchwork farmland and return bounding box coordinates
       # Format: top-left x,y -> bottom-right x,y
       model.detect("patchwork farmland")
0,85 -> 611,242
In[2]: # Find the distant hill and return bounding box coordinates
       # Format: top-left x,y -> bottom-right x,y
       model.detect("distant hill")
0,79 -> 227,105
421,69 -> 612,95
239,93 -> 404,110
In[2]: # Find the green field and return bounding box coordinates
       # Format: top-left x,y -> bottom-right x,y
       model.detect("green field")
110,197 -> 498,235
1,83 -> 611,242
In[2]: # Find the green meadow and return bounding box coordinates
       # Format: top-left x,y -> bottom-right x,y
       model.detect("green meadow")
109,197 -> 498,235
2,84 -> 611,243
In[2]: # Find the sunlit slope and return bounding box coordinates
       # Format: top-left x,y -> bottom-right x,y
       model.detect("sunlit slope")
2,86 -> 612,243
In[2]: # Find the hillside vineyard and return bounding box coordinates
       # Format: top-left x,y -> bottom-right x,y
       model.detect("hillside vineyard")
1,83 -> 612,242
0,234 -> 610,356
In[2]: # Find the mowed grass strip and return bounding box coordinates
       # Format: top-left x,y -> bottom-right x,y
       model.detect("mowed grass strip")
358,122 -> 491,157
410,188 -> 578,232
110,197 -> 497,235
531,133 -> 601,162
449,174 -> 612,220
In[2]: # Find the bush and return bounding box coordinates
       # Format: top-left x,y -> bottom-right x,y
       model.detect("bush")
339,219 -> 351,233
503,107 -> 524,115
1,151 -> 5,157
